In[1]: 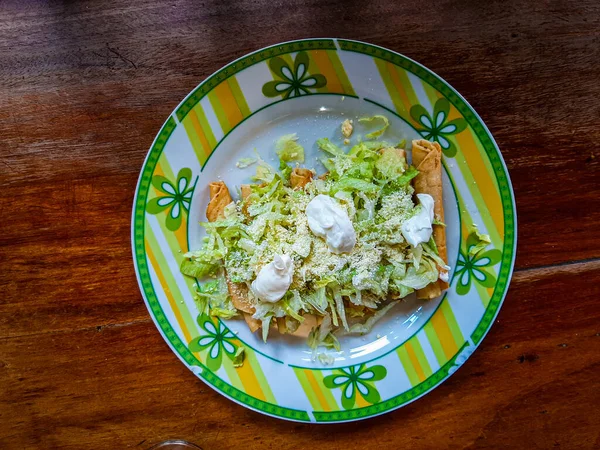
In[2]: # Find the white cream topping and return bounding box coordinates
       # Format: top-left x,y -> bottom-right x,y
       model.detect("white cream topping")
251,254 -> 294,303
401,194 -> 435,247
305,194 -> 356,254
439,270 -> 449,283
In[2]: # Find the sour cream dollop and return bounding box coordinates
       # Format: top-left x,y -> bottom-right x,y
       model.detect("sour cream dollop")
306,194 -> 356,254
251,254 -> 294,303
439,270 -> 450,283
401,194 -> 435,247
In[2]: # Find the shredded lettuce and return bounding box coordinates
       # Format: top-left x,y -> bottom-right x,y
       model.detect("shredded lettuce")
332,286 -> 349,331
390,166 -> 419,187
236,157 -> 257,168
278,160 -> 292,182
433,218 -> 446,227
304,287 -> 329,315
181,120 -> 444,348
252,155 -> 277,183
232,346 -> 245,367
308,314 -> 341,359
376,147 -> 406,179
284,316 -> 301,334
468,225 -> 492,257
423,243 -> 450,272
276,133 -> 304,163
316,138 -> 344,156
358,115 -> 389,139
317,353 -> 335,365
426,236 -> 439,255
180,258 -> 219,279
394,261 -> 438,290
210,307 -> 238,319
193,279 -> 237,318
261,316 -> 272,343
345,302 -> 397,335
331,176 -> 378,194
349,141 -> 389,155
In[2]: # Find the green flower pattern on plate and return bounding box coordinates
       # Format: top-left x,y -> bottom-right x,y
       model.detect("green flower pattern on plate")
189,314 -> 238,372
455,230 -> 502,295
410,97 -> 467,158
147,168 -> 194,231
262,51 -> 327,99
323,363 -> 387,410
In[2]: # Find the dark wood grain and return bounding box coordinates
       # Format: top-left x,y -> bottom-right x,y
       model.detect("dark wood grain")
1,0 -> 599,448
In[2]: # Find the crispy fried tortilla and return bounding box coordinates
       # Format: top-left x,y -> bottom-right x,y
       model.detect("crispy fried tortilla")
290,168 -> 313,189
207,182 -> 260,332
411,139 -> 449,299
209,179 -> 319,335
206,182 -> 233,222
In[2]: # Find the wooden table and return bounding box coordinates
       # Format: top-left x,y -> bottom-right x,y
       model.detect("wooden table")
1,1 -> 599,448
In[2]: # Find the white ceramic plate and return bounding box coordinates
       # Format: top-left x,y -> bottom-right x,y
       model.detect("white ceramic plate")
132,39 -> 517,422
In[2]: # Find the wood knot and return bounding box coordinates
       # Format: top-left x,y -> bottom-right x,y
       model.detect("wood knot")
517,353 -> 539,363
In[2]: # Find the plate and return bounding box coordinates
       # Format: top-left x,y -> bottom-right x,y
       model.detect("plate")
131,39 -> 517,423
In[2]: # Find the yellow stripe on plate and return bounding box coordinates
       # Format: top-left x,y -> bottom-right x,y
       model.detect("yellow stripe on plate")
427,301 -> 462,363
388,63 -> 421,127
354,393 -> 370,408
227,76 -> 251,118
145,240 -> 193,344
396,66 -> 421,110
397,345 -> 420,386
209,80 -> 245,134
231,349 -> 269,402
293,369 -> 321,410
328,50 -> 356,96
186,108 -> 214,165
374,59 -> 410,122
309,50 -> 342,94
305,370 -> 333,411
405,340 -> 426,383
453,133 -> 503,245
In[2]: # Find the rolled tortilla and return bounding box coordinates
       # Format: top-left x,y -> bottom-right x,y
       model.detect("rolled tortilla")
411,139 -> 449,299
244,177 -> 320,336
208,178 -> 320,336
206,182 -> 233,222
240,184 -> 252,216
290,168 -> 313,189
207,182 -> 260,332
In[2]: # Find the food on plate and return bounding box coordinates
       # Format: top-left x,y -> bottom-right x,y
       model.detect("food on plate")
412,139 -> 449,298
341,119 -> 353,139
181,117 -> 450,354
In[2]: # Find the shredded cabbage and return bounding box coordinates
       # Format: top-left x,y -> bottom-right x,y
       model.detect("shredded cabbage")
468,225 -> 492,257
376,147 -> 406,179
236,157 -> 257,168
345,302 -> 398,335
180,257 -> 219,279
331,176 -> 378,194
316,138 -> 344,156
308,313 -> 341,360
193,279 -> 238,318
358,115 -> 389,139
276,133 -> 304,163
181,120 -> 447,347
232,347 -> 245,367
317,353 -> 335,365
